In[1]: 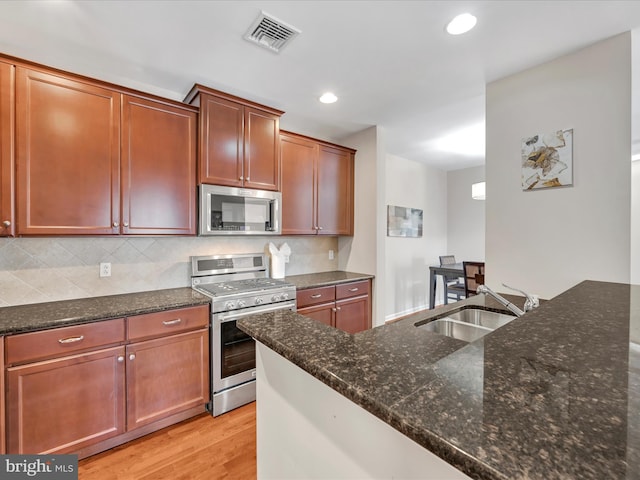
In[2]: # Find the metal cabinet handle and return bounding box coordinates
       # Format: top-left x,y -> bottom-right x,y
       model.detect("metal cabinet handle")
117,356 -> 124,363
332,307 -> 337,312
239,176 -> 244,180
58,335 -> 84,344
2,220 -> 10,228
310,294 -> 322,299
162,318 -> 182,326
123,222 -> 129,227
113,221 -> 119,228
246,176 -> 250,181
348,288 -> 359,292
129,354 -> 136,361
318,226 -> 323,230
336,306 -> 341,311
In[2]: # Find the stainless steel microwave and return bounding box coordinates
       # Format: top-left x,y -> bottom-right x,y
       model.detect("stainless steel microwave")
198,184 -> 281,235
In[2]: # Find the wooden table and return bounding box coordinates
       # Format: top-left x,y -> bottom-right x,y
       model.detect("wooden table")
428,263 -> 463,309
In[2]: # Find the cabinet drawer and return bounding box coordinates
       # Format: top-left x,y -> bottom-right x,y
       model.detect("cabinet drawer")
296,286 -> 336,308
127,305 -> 209,341
336,280 -> 370,300
6,319 -> 126,365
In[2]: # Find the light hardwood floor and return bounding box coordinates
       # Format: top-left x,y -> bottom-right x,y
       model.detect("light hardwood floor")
78,402 -> 256,479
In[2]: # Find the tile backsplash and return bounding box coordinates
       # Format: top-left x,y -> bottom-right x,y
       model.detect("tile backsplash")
0,236 -> 339,306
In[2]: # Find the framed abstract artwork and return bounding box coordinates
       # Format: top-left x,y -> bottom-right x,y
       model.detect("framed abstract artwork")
387,205 -> 423,237
521,128 -> 573,190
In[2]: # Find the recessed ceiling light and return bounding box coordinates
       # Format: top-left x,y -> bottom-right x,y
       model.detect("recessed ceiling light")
319,92 -> 338,104
446,13 -> 477,35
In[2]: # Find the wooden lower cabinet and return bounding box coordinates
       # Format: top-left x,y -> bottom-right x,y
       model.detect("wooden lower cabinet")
335,295 -> 370,334
7,346 -> 126,454
297,280 -> 372,334
5,305 -> 210,457
126,328 -> 209,430
297,302 -> 334,327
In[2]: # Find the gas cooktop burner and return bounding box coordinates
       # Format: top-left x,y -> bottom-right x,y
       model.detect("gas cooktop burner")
196,278 -> 291,297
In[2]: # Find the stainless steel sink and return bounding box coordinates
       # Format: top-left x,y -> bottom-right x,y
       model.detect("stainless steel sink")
419,318 -> 492,343
446,308 -> 515,330
416,308 -> 516,343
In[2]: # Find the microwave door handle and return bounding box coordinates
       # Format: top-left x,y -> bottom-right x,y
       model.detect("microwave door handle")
218,302 -> 295,322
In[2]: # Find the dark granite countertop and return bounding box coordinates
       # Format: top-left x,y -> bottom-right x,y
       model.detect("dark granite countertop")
285,270 -> 374,289
0,288 -> 211,336
238,280 -> 640,479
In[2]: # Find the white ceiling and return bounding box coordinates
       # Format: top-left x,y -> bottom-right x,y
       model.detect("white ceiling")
1,0 -> 640,171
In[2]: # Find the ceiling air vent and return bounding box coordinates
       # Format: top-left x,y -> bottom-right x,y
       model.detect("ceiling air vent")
244,11 -> 301,53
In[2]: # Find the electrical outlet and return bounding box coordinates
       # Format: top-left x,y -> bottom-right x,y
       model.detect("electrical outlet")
328,250 -> 334,260
99,262 -> 111,277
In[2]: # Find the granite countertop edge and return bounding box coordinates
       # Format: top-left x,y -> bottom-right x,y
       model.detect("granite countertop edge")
0,287 -> 211,336
284,270 -> 374,289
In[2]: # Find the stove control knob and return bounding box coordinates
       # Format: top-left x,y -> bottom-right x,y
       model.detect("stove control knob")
281,293 -> 289,300
225,301 -> 235,310
271,295 -> 280,302
255,298 -> 264,305
237,300 -> 246,308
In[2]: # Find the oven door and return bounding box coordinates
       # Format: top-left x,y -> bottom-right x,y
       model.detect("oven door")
212,300 -> 296,393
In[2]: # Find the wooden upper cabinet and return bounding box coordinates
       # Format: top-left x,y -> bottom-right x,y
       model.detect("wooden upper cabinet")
16,67 -> 120,235
121,95 -> 197,235
280,132 -> 317,234
317,144 -> 353,235
244,106 -> 280,190
0,61 -> 14,237
198,95 -> 243,187
280,131 -> 355,236
185,85 -> 283,191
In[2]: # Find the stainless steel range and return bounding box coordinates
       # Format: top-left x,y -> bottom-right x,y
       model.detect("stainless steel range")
191,253 -> 296,416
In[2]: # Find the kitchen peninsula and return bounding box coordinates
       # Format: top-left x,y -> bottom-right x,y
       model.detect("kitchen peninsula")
238,280 -> 640,479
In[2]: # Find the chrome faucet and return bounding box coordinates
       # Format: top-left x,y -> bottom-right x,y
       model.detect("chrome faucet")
476,284 -> 539,317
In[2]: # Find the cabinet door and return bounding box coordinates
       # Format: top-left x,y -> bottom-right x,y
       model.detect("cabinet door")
280,133 -> 317,234
126,328 -> 209,431
335,295 -> 370,334
122,95 -> 197,235
16,67 -> 120,235
7,346 -> 126,454
244,106 -> 280,191
297,303 -> 335,327
199,94 -> 243,187
317,144 -> 353,235
0,62 -> 14,236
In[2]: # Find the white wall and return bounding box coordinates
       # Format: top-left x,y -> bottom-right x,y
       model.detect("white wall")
486,33 -> 631,300
384,154 -> 447,320
447,166 -> 485,263
633,160 -> 640,284
339,126 -> 385,326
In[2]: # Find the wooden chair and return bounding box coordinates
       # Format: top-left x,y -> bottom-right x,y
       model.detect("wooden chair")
439,255 -> 465,303
462,261 -> 485,297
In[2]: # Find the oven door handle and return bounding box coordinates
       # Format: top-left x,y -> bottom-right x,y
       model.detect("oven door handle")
217,301 -> 296,323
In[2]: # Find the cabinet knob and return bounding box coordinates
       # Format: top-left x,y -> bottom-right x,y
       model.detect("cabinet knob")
246,176 -> 250,181
117,356 -> 124,363
318,226 -> 323,231
113,221 -> 119,228
129,353 -> 136,361
239,176 -> 244,181
2,220 -> 10,228
123,222 -> 129,227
